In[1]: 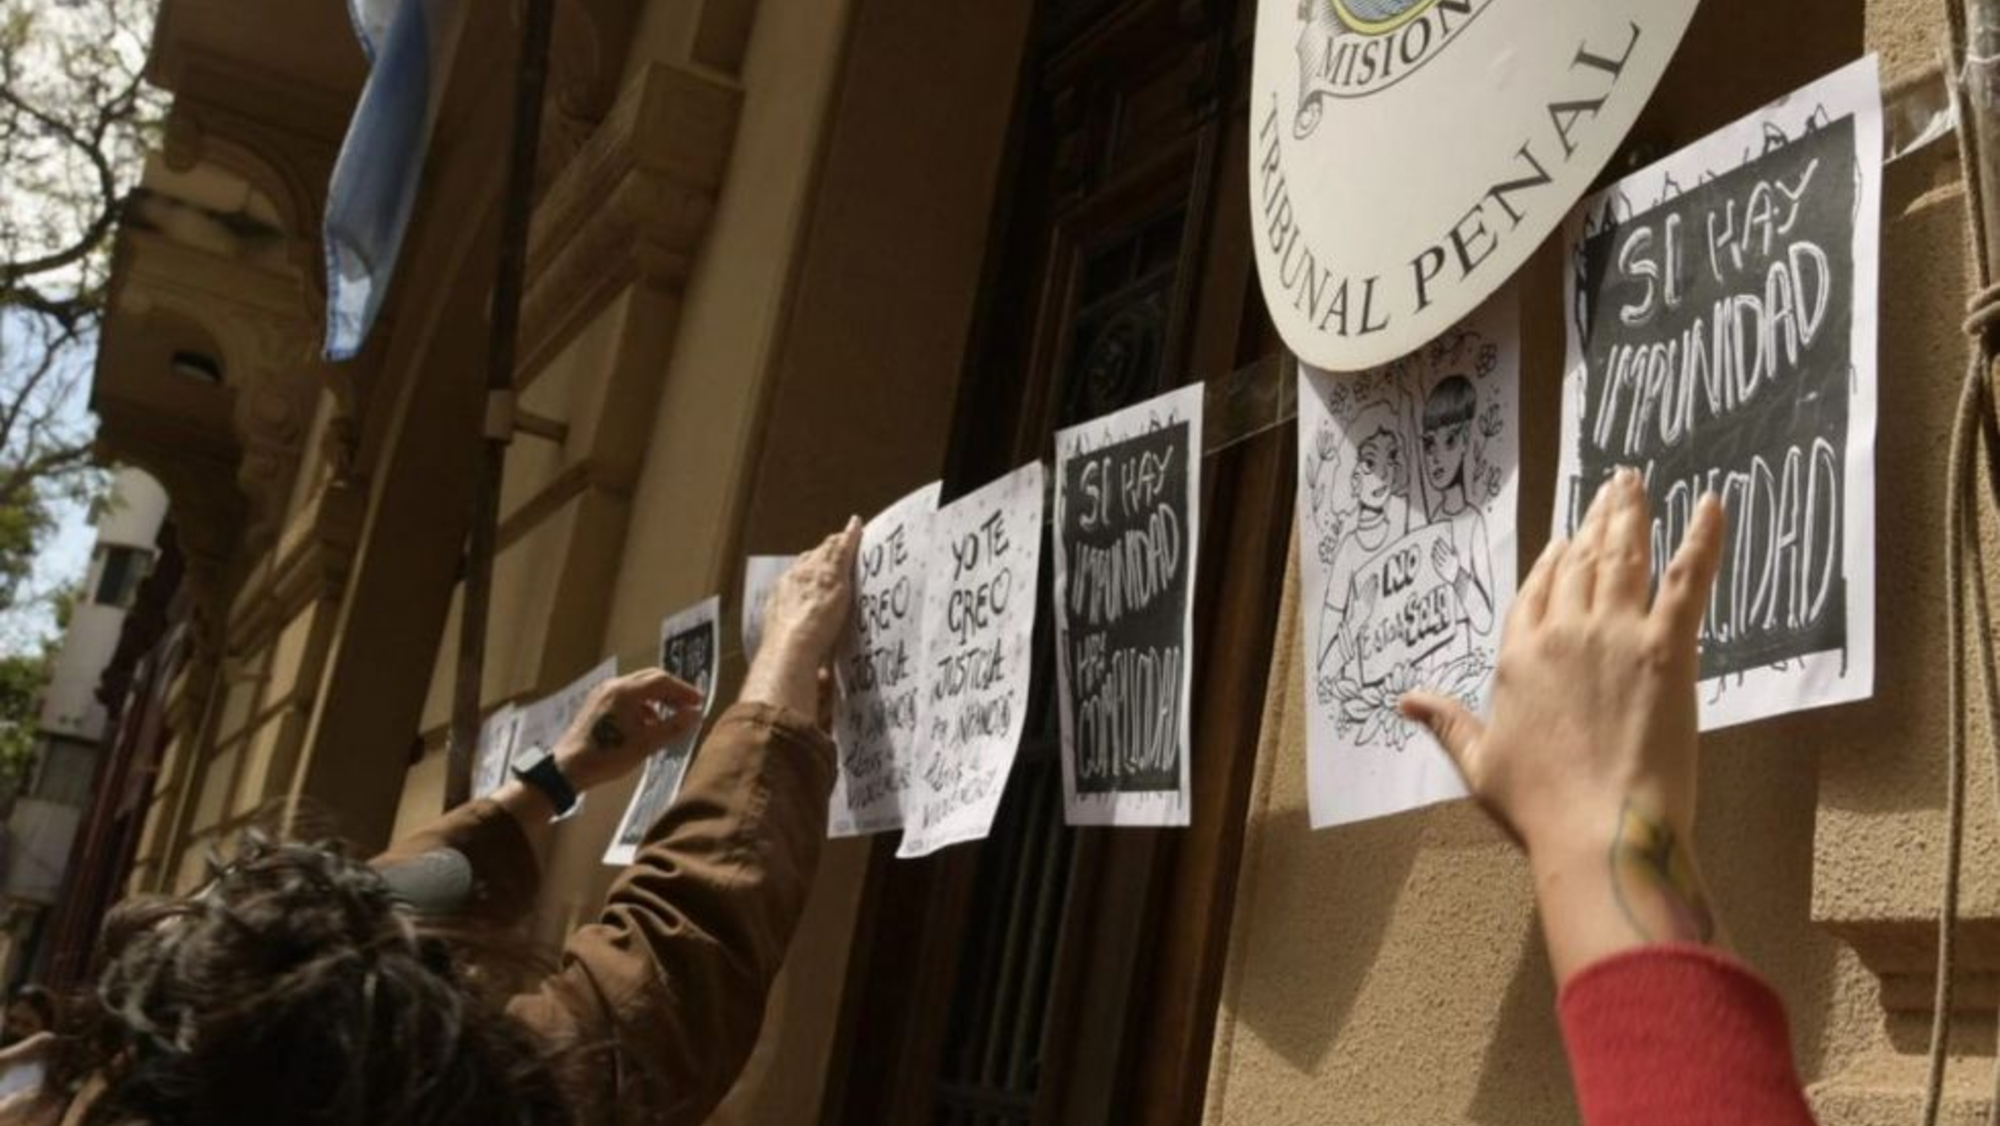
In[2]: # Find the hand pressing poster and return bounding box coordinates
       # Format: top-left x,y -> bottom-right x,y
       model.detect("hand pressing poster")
1053,384 -> 1202,827
1299,291 -> 1519,827
1556,57 -> 1880,729
898,463 -> 1045,858
830,482 -> 941,838
479,658 -> 619,802
605,597 -> 719,866
742,555 -> 795,662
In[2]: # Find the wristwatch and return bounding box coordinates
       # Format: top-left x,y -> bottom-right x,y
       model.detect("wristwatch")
513,753 -> 580,820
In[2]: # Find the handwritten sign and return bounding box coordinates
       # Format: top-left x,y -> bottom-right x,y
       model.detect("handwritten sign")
604,596 -> 719,865
1300,290 -> 1518,826
898,463 -> 1045,858
1054,385 -> 1201,827
479,658 -> 619,805
1557,57 -> 1880,729
742,555 -> 795,663
830,482 -> 941,838
1250,0 -> 1697,370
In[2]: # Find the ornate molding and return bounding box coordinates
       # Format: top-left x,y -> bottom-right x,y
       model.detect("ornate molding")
518,62 -> 741,379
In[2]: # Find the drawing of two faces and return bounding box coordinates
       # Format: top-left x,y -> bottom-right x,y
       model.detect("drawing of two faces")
1350,374 -> 1477,523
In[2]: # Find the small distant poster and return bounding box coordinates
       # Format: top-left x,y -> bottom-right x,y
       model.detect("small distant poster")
1299,290 -> 1519,827
1556,57 -> 1880,729
470,703 -> 523,801
604,596 -> 719,865
830,482 -> 941,838
898,463 -> 1045,858
742,556 -> 795,662
477,658 -> 618,803
1053,384 -> 1202,827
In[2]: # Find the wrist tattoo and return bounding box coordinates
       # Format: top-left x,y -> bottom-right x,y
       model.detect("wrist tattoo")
589,712 -> 625,751
1609,800 -> 1716,945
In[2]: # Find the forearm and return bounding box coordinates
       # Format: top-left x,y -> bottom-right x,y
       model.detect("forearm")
739,636 -> 820,717
492,778 -> 558,851
1529,799 -> 1719,986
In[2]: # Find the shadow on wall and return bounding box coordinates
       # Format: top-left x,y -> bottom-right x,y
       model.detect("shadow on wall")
1226,804 -> 1425,1075
1218,718 -> 1837,1125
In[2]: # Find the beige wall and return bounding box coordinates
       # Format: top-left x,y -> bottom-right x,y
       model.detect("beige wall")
1203,3 -> 2000,1125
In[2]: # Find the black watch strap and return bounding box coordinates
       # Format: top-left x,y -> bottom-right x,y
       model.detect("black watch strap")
513,754 -> 579,819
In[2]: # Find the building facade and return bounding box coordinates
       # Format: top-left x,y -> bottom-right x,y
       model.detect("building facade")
74,0 -> 2000,1123
0,468 -> 168,983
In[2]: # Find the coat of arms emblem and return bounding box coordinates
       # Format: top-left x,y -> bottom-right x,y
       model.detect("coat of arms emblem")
1292,0 -> 1493,136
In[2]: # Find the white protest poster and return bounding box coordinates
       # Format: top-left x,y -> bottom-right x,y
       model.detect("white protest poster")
742,555 -> 795,662
480,657 -> 619,802
1053,385 -> 1202,827
830,482 -> 942,838
605,597 -> 719,865
470,703 -> 523,800
1250,0 -> 1697,370
1300,291 -> 1519,827
898,463 -> 1045,858
1556,57 -> 1881,730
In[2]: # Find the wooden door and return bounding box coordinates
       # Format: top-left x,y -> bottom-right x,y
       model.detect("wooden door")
827,2 -> 1291,1122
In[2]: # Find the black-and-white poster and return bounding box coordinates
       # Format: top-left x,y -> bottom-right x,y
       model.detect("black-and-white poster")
742,555 -> 794,662
1300,292 -> 1518,826
605,596 -> 719,865
1557,57 -> 1880,729
1053,384 -> 1201,827
830,482 -> 941,838
899,463 -> 1044,858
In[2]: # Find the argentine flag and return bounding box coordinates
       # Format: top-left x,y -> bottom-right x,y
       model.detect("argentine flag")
323,0 -> 468,361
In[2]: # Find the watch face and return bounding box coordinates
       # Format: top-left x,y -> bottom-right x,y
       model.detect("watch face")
1251,0 -> 1701,370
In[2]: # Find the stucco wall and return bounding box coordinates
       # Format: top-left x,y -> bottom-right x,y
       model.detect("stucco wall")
1203,3 -> 1986,1124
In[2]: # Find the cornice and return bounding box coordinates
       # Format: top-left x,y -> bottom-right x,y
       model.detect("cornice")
518,62 -> 742,380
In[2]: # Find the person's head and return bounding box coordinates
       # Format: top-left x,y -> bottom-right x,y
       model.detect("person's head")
49,833 -> 572,1126
4,984 -> 55,1044
1352,428 -> 1406,511
1420,374 -> 1479,494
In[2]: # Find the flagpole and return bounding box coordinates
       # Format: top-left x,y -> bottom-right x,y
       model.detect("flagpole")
447,0 -> 556,809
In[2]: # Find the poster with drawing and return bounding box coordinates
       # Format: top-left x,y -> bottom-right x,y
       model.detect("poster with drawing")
470,703 -> 523,800
1556,57 -> 1880,729
830,482 -> 941,838
898,463 -> 1045,858
1300,292 -> 1519,827
742,555 -> 795,662
479,658 -> 619,804
605,597 -> 719,865
1054,384 -> 1202,827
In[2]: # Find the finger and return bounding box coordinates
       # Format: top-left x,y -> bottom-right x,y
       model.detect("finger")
1397,691 -> 1487,778
816,667 -> 836,733
645,706 -> 702,749
1554,471 -> 1619,615
836,515 -> 863,572
1512,536 -> 1566,629
624,669 -> 705,708
1653,491 -> 1726,644
1596,468 -> 1652,612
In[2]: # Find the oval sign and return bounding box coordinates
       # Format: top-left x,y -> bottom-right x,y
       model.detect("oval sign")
1251,0 -> 1700,370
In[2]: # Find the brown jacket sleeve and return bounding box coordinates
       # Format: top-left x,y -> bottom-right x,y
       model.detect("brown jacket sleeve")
371,793 -> 543,927
505,701 -> 835,1126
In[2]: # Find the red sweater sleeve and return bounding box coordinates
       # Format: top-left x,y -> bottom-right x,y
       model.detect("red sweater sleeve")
1557,945 -> 1816,1126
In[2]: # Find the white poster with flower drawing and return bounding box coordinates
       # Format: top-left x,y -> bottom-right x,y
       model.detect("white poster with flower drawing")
1299,289 -> 1519,827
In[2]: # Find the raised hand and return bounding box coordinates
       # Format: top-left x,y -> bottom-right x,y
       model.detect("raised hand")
741,517 -> 864,719
1399,468 -> 1728,982
553,670 -> 706,793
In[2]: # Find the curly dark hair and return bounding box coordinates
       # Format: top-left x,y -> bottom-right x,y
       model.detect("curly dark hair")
44,833 -> 573,1126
